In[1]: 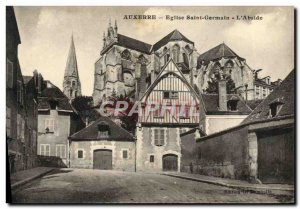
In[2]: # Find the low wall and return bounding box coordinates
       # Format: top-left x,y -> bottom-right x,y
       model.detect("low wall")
181,126 -> 250,180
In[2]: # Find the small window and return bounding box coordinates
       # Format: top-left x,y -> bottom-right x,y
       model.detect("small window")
163,91 -> 178,99
97,124 -> 110,138
269,103 -> 283,118
122,150 -> 128,159
227,100 -> 238,111
45,118 -> 55,133
72,81 -> 76,87
150,155 -> 154,163
154,128 -> 165,146
56,144 -> 66,158
40,144 -> 50,156
78,150 -> 83,159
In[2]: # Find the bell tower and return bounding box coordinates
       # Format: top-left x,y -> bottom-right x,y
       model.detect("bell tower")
63,34 -> 82,100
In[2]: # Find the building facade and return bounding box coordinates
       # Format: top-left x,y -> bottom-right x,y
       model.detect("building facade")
7,6 -> 38,173
136,60 -> 200,172
253,69 -> 282,100
69,117 -> 135,171
37,80 -> 84,167
181,70 -> 294,184
63,35 -> 82,101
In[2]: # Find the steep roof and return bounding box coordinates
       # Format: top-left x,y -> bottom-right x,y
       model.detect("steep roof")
198,43 -> 245,63
23,75 -> 33,84
201,94 -> 252,115
242,70 -> 294,124
64,35 -> 80,79
117,34 -> 152,54
69,116 -> 135,141
153,29 -> 194,51
38,82 -> 73,111
246,99 -> 264,110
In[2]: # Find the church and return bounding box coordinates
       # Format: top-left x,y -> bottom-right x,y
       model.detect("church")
57,20 -> 277,172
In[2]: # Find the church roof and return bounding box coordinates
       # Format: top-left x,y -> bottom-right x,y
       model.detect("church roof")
198,43 -> 245,63
153,29 -> 194,51
23,75 -> 33,84
242,69 -> 294,124
69,116 -> 135,141
64,35 -> 80,79
117,34 -> 152,54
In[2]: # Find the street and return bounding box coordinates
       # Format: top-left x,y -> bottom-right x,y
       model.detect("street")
12,168 -> 284,203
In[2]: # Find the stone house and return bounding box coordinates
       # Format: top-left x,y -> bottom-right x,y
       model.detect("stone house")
181,70 -> 294,184
69,117 -> 135,171
37,80 -> 84,167
136,60 -> 201,172
6,6 -> 38,173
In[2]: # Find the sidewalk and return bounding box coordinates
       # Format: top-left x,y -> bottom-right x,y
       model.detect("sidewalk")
10,167 -> 56,189
162,172 -> 294,196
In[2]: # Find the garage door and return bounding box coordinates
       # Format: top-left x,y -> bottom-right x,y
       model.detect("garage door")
163,154 -> 178,171
93,149 -> 112,170
257,128 -> 294,184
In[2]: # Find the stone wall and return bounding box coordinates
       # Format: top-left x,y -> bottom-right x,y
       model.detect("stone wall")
136,126 -> 182,172
69,140 -> 136,172
181,126 -> 250,180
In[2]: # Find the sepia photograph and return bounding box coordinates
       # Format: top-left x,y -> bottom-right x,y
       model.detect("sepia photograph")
6,6 -> 295,204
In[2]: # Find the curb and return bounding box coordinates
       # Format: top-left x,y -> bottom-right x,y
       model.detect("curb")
11,168 -> 56,190
162,173 -> 294,194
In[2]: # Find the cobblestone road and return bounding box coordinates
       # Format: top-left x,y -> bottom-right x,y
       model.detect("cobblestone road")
11,168 -> 286,203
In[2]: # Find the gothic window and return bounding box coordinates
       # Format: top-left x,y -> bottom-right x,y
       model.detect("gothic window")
138,55 -> 147,65
163,47 -> 169,64
172,44 -> 180,63
69,90 -> 73,98
185,45 -> 192,54
72,81 -> 76,87
183,53 -> 189,67
121,49 -> 131,60
225,60 -> 234,75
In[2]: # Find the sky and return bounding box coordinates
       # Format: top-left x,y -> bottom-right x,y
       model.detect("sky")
14,6 -> 294,96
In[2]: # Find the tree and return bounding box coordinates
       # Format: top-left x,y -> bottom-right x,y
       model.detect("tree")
205,74 -> 236,94
71,96 -> 100,123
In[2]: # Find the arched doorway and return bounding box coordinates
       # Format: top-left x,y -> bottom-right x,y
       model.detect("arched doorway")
162,154 -> 178,171
93,149 -> 112,170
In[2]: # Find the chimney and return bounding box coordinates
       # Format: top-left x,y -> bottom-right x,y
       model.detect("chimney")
218,79 -> 227,111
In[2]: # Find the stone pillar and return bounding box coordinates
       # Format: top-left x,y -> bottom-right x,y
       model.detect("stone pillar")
248,131 -> 260,183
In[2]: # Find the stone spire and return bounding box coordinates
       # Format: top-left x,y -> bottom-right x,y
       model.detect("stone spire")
63,34 -> 82,100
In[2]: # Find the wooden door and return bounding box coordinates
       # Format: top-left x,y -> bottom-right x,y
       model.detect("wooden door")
163,154 -> 178,171
93,149 -> 112,170
257,128 -> 294,184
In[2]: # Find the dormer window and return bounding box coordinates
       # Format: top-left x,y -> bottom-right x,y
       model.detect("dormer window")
269,100 -> 284,118
49,99 -> 58,110
97,123 -> 110,138
227,96 -> 239,111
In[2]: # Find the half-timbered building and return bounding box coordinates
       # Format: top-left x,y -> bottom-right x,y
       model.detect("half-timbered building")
136,59 -> 200,172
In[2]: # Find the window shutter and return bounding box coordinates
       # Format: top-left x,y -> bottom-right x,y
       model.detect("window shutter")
6,59 -> 13,88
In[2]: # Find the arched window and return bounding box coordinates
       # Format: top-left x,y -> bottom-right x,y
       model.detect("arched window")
225,60 -> 234,75
138,55 -> 147,65
172,44 -> 180,63
121,49 -> 131,60
72,81 -> 76,87
163,47 -> 169,65
183,53 -> 189,67
185,45 -> 192,54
